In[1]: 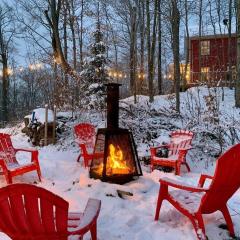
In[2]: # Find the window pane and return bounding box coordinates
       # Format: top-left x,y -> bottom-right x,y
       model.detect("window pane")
201,41 -> 210,55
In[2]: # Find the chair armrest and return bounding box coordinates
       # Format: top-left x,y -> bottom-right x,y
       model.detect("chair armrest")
68,198 -> 101,235
14,148 -> 39,164
198,174 -> 213,187
160,177 -> 208,192
15,148 -> 37,153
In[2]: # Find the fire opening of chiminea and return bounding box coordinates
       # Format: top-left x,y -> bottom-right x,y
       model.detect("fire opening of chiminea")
89,83 -> 142,184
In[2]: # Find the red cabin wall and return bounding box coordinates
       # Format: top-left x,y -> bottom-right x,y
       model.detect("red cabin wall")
190,36 -> 237,85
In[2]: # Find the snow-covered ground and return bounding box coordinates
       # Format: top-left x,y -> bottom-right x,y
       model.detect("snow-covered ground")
0,86 -> 240,240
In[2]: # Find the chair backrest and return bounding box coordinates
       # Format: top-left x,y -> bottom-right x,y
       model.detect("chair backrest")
168,130 -> 194,156
74,123 -> 96,148
200,143 -> 240,213
0,133 -> 17,164
0,183 -> 69,239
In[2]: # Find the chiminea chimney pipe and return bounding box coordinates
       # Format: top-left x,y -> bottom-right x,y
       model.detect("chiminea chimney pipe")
105,83 -> 121,129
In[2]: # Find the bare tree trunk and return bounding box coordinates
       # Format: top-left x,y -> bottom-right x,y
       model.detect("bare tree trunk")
129,6 -> 137,102
146,0 -> 151,97
63,1 -> 68,62
63,0 -> 68,87
236,0 -> 240,107
198,0 -> 203,83
146,0 -> 158,102
183,0 -> 189,91
139,0 -> 145,94
171,0 -> 181,112
157,0 -> 162,94
228,0 -> 233,87
78,0 -> 84,70
44,0 -> 78,78
68,0 -> 77,70
1,54 -> 9,122
149,0 -> 158,102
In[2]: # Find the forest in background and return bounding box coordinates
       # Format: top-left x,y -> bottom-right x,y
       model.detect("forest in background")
0,0 -> 239,125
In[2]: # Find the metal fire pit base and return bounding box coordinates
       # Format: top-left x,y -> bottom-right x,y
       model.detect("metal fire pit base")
90,172 -> 138,185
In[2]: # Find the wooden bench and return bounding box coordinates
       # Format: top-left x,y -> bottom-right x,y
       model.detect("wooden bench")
150,130 -> 194,175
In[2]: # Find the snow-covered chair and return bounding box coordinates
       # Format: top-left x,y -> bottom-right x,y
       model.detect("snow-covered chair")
155,143 -> 240,240
150,130 -> 193,175
74,123 -> 103,168
0,133 -> 41,184
0,183 -> 101,240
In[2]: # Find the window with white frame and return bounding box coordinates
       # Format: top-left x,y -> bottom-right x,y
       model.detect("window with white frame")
201,40 -> 210,55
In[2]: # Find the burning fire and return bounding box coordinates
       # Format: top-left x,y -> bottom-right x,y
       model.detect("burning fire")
106,144 -> 131,175
93,144 -> 131,176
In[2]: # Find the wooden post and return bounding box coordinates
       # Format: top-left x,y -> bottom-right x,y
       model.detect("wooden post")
44,104 -> 48,146
52,105 -> 56,144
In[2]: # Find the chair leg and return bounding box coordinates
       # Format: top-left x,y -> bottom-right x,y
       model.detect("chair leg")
150,163 -> 154,172
155,184 -> 168,220
175,162 -> 181,175
196,213 -> 206,237
90,221 -> 97,240
221,205 -> 235,237
184,162 -> 191,172
189,214 -> 206,240
37,168 -> 41,182
8,174 -> 13,184
84,158 -> 88,168
77,153 -> 81,162
5,173 -> 11,184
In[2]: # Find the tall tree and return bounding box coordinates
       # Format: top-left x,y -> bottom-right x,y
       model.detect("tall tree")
183,0 -> 190,91
129,5 -> 137,102
236,0 -> 240,107
157,0 -> 162,95
147,0 -> 158,102
170,0 -> 180,112
228,0 -> 233,85
80,7 -> 109,111
0,3 -> 15,122
138,0 -> 145,94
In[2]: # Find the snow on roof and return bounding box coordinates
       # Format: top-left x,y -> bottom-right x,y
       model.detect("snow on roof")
25,108 -> 54,124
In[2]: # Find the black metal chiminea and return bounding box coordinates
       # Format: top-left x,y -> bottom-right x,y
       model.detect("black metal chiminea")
89,83 -> 142,184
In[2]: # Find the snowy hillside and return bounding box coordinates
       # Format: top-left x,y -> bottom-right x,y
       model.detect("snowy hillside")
0,86 -> 240,240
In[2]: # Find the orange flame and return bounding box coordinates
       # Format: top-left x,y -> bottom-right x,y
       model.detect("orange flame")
106,144 -> 130,175
92,144 -> 131,176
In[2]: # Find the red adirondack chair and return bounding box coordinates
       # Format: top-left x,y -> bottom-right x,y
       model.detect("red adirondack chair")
0,183 -> 101,240
74,123 -> 103,168
155,143 -> 240,240
150,130 -> 194,175
0,133 -> 41,184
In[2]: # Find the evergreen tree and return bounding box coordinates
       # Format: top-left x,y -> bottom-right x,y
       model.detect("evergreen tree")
80,17 -> 110,111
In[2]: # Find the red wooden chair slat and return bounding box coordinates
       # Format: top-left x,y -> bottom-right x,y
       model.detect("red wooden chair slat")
40,199 -> 56,233
0,133 -> 41,184
0,199 -> 18,234
25,195 -> 45,234
150,130 -> 194,175
0,183 -> 101,240
9,194 -> 30,233
155,143 -> 240,240
55,205 -> 68,233
74,123 -> 103,168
